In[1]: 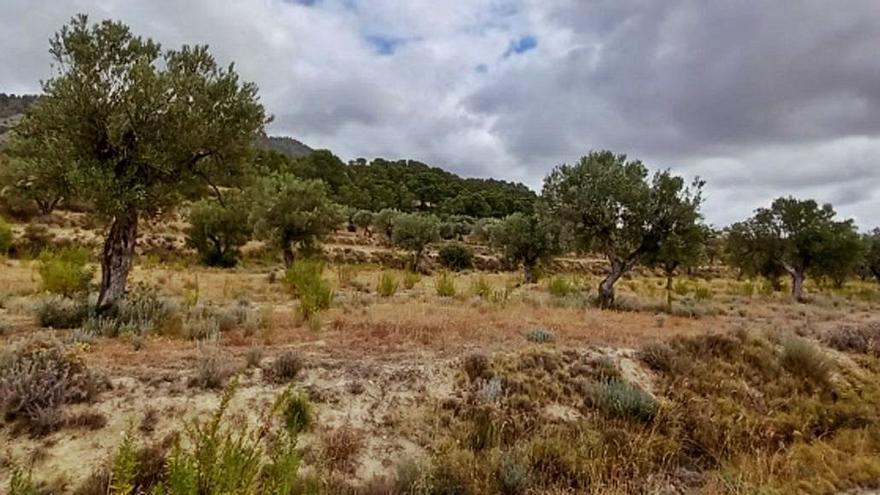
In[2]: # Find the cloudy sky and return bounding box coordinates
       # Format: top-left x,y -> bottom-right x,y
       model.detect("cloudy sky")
2,0 -> 879,227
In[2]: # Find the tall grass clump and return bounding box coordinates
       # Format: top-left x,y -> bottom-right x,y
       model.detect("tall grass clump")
36,247 -> 93,297
546,276 -> 576,298
284,259 -> 333,318
402,271 -> 421,290
274,387 -> 314,435
376,271 -> 399,297
435,270 -> 457,297
780,336 -> 833,387
470,276 -> 493,300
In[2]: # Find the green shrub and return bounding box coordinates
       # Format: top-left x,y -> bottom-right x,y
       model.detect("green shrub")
498,457 -> 530,495
84,285 -> 179,337
376,272 -> 399,297
274,387 -> 313,435
437,242 -> 474,271
36,247 -> 93,297
34,295 -> 90,329
284,259 -> 333,318
0,217 -> 13,256
637,341 -> 676,372
781,337 -> 833,386
435,270 -> 457,297
586,379 -> 658,423
8,464 -> 39,495
693,283 -> 713,301
546,276 -> 576,298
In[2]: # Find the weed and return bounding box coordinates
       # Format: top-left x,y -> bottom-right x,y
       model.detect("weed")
245,344 -> 264,368
823,323 -> 880,355
402,271 -> 421,290
435,270 -> 457,297
376,271 -> 399,297
498,457 -> 530,495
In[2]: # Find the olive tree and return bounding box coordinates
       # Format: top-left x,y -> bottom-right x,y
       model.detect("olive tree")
727,197 -> 860,301
186,195 -> 251,267
374,208 -> 400,240
541,150 -> 703,307
866,229 -> 880,283
391,213 -> 440,272
249,174 -> 343,267
490,213 -> 560,283
352,210 -> 374,236
12,16 -> 266,312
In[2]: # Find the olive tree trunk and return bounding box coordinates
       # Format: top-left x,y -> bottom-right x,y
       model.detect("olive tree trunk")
282,244 -> 296,267
783,263 -> 806,302
597,259 -> 627,308
97,209 -> 138,313
523,260 -> 536,284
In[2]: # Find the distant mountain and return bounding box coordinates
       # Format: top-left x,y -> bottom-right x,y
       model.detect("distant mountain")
257,135 -> 314,159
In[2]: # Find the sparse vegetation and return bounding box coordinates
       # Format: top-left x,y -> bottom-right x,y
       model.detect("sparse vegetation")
434,270 -> 457,297
376,271 -> 399,297
36,247 -> 93,297
285,259 -> 333,318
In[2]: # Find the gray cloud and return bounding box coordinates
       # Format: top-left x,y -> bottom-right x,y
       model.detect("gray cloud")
1,0 -> 879,227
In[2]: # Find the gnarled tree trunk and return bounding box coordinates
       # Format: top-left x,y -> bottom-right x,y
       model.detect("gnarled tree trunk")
97,209 -> 138,314
282,244 -> 296,267
597,259 -> 626,308
782,263 -> 806,302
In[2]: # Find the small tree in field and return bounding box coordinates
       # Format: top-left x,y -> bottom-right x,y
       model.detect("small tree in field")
0,154 -> 71,215
186,196 -> 251,267
490,213 -> 560,283
391,213 -> 440,272
12,15 -> 266,312
250,174 -> 342,267
541,150 -> 703,307
727,197 -> 860,301
352,210 -> 374,236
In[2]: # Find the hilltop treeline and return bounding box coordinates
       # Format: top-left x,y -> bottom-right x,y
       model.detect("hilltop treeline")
255,148 -> 536,217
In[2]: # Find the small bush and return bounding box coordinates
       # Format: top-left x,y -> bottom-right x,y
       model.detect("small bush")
498,457 -> 530,495
437,243 -> 474,271
694,284 -> 713,301
274,388 -> 313,435
462,352 -> 490,381
269,350 -> 305,383
36,247 -> 93,297
190,344 -> 235,389
780,337 -> 833,386
586,379 -> 658,423
34,295 -> 90,329
19,224 -> 54,258
0,216 -> 13,256
376,272 -> 399,298
435,270 -> 456,297
546,276 -> 576,298
0,334 -> 102,435
526,327 -> 555,344
637,341 -> 676,373
285,260 -> 333,318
